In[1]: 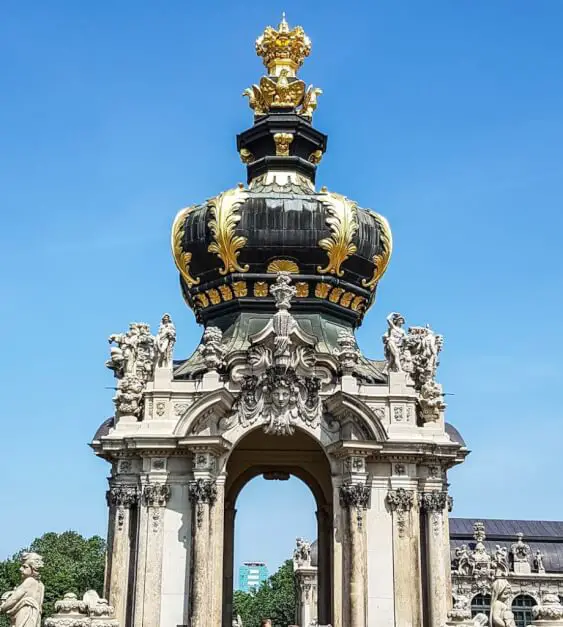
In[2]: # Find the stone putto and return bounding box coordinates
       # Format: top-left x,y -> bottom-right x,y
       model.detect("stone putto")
0,552 -> 44,627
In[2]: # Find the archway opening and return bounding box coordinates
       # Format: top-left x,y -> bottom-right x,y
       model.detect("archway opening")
222,427 -> 333,627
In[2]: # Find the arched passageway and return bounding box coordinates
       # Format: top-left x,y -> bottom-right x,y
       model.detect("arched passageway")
222,427 -> 334,627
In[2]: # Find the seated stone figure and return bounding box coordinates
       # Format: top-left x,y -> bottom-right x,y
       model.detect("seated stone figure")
0,552 -> 44,627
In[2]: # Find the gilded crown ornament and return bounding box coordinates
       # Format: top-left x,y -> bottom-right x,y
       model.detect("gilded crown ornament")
243,14 -> 322,120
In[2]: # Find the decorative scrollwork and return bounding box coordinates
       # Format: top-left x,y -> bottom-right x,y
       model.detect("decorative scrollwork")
317,191 -> 358,277
362,211 -> 393,290
171,206 -> 200,287
207,186 -> 249,275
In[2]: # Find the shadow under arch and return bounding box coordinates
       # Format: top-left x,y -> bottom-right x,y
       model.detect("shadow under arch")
222,427 -> 334,627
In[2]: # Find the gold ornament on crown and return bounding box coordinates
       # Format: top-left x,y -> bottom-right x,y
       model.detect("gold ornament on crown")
243,14 -> 322,120
362,212 -> 393,290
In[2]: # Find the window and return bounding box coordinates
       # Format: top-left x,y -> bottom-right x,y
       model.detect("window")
512,595 -> 536,627
471,594 -> 491,618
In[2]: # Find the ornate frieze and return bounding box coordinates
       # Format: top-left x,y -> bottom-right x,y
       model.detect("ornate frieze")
188,478 -> 218,528
386,488 -> 415,537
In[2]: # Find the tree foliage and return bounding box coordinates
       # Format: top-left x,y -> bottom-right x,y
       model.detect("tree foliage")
0,531 -> 106,626
233,559 -> 297,627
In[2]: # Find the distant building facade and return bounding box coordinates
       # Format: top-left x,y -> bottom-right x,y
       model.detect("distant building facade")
238,562 -> 269,592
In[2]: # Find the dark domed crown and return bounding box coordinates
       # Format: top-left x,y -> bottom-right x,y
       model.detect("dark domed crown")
172,15 -> 392,328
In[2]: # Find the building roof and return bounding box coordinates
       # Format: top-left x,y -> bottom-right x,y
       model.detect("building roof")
450,518 -> 563,574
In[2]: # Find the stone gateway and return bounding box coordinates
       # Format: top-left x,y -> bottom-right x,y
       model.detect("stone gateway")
92,15 -> 469,627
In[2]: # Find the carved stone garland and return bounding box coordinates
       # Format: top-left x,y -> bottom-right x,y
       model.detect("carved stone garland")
386,488 -> 415,537
228,273 -> 324,436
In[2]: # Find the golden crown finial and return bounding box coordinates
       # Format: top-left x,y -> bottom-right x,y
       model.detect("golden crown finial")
255,13 -> 312,78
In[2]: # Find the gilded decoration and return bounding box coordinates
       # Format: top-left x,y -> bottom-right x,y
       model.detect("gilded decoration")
351,295 -> 366,312
207,288 -> 221,305
308,150 -> 323,164
273,132 -> 294,156
329,287 -> 345,303
267,259 -> 300,274
362,211 -> 393,290
317,191 -> 359,277
207,185 -> 249,275
219,285 -> 233,301
243,15 -> 322,120
239,148 -> 254,164
171,206 -> 200,287
195,293 -> 209,308
295,282 -> 309,297
232,280 -> 248,297
315,283 -> 331,299
340,291 -> 354,307
254,281 -> 269,297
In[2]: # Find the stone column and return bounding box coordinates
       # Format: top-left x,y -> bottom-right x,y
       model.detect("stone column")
386,488 -> 421,627
316,506 -> 331,625
210,478 -> 225,627
295,568 -> 318,627
340,482 -> 370,627
420,491 -> 449,627
188,478 -> 217,627
222,503 -> 237,627
106,484 -> 138,627
133,483 -> 171,627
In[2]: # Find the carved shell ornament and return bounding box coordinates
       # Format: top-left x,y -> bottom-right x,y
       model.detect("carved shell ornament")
317,190 -> 359,277
171,206 -> 200,287
362,210 -> 393,290
207,185 -> 250,275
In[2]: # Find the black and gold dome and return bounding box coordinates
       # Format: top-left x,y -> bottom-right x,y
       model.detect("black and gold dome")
171,15 -> 392,328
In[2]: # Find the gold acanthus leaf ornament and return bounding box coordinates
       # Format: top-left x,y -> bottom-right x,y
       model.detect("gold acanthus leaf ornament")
207,185 -> 250,275
171,206 -> 200,287
362,211 -> 393,290
317,191 -> 359,277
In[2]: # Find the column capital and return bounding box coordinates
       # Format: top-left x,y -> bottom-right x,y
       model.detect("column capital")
189,478 -> 218,528
419,490 -> 448,512
106,484 -> 139,508
142,483 -> 171,507
386,487 -> 415,512
339,482 -> 370,509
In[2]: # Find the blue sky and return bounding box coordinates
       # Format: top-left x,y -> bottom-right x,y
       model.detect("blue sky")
1,0 -> 562,576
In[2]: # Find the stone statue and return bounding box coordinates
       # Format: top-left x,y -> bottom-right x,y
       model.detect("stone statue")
0,552 -> 44,627
490,579 -> 516,627
44,589 -> 118,627
535,549 -> 546,574
382,312 -> 407,372
113,374 -> 144,418
511,532 -> 532,574
107,322 -> 155,382
334,330 -> 360,375
293,537 -> 312,566
198,326 -> 226,371
418,379 -> 446,423
155,313 -> 176,367
232,613 -> 243,627
494,545 -> 510,577
404,324 -> 443,386
454,544 -> 472,576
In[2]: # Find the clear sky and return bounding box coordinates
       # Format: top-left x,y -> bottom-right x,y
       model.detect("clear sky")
1,0 -> 562,576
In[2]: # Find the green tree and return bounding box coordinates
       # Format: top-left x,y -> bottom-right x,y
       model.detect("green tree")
0,531 -> 105,627
233,559 -> 297,627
